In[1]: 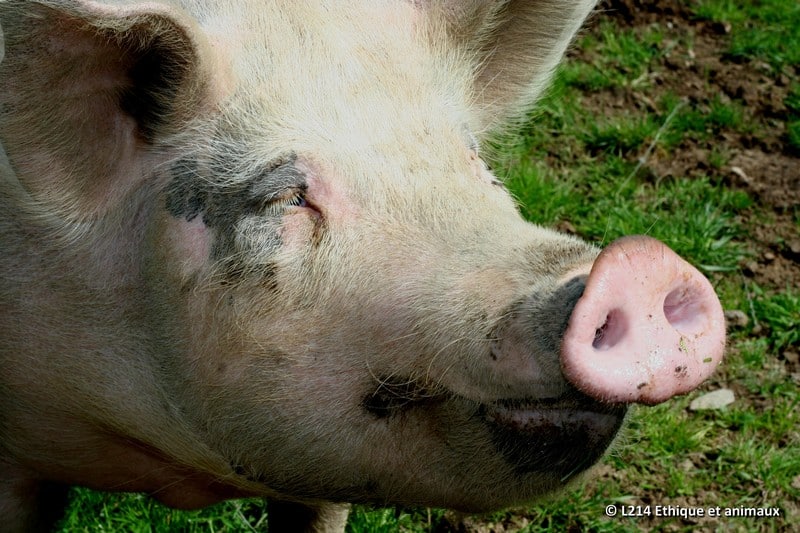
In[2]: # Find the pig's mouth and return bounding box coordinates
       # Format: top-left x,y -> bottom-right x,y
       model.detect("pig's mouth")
363,377 -> 626,480
481,395 -> 627,478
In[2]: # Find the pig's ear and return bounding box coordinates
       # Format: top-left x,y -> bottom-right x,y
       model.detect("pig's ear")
0,1 -> 209,219
420,0 -> 596,135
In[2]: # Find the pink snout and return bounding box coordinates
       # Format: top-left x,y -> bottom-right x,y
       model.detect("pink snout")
561,236 -> 726,405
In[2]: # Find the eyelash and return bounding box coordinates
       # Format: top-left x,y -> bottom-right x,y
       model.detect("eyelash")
262,188 -> 309,216
283,193 -> 308,208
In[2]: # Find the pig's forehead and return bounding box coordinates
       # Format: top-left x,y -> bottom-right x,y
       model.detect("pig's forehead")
192,1 -> 476,158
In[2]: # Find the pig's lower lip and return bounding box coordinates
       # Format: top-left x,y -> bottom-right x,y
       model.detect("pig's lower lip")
481,397 -> 626,477
483,396 -> 626,430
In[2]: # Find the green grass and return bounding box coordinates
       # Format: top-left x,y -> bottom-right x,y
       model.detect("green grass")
58,491 -> 270,532
787,84 -> 800,152
563,22 -> 669,91
751,287 -> 800,351
695,0 -> 800,71
57,0 -> 799,531
501,93 -> 752,274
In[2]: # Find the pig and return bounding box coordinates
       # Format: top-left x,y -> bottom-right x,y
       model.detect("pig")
0,1 -> 726,532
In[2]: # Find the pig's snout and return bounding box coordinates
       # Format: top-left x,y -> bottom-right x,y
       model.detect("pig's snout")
561,236 -> 726,405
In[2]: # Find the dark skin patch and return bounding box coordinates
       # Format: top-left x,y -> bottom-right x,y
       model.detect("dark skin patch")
165,153 -> 302,228
309,216 -> 328,250
483,394 -> 626,477
165,152 -> 311,282
229,461 -> 268,485
491,275 -> 588,362
362,377 -> 443,419
164,156 -> 205,222
230,462 -> 247,476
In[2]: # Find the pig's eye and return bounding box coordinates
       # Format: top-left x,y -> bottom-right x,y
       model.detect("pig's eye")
261,188 -> 310,216
283,192 -> 308,208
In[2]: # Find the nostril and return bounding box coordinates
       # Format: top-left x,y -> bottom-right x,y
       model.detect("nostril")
592,309 -> 626,351
663,286 -> 706,336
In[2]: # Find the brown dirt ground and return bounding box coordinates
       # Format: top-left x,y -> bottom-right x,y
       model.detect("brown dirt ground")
588,0 -> 799,292
575,0 -> 799,380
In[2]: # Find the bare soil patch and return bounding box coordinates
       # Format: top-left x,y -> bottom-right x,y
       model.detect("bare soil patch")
585,0 -> 799,292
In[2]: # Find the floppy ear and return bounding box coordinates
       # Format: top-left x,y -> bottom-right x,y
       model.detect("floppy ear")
0,0 -> 209,219
419,0 -> 597,135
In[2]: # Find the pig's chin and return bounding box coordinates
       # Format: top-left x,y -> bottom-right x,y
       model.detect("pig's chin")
479,395 -> 627,480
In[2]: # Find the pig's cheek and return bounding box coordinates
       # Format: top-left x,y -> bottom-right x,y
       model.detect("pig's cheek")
162,216 -> 213,278
278,211 -> 319,251
457,269 -> 521,319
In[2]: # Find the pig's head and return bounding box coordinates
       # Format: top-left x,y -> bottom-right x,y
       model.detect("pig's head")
0,0 -> 725,514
